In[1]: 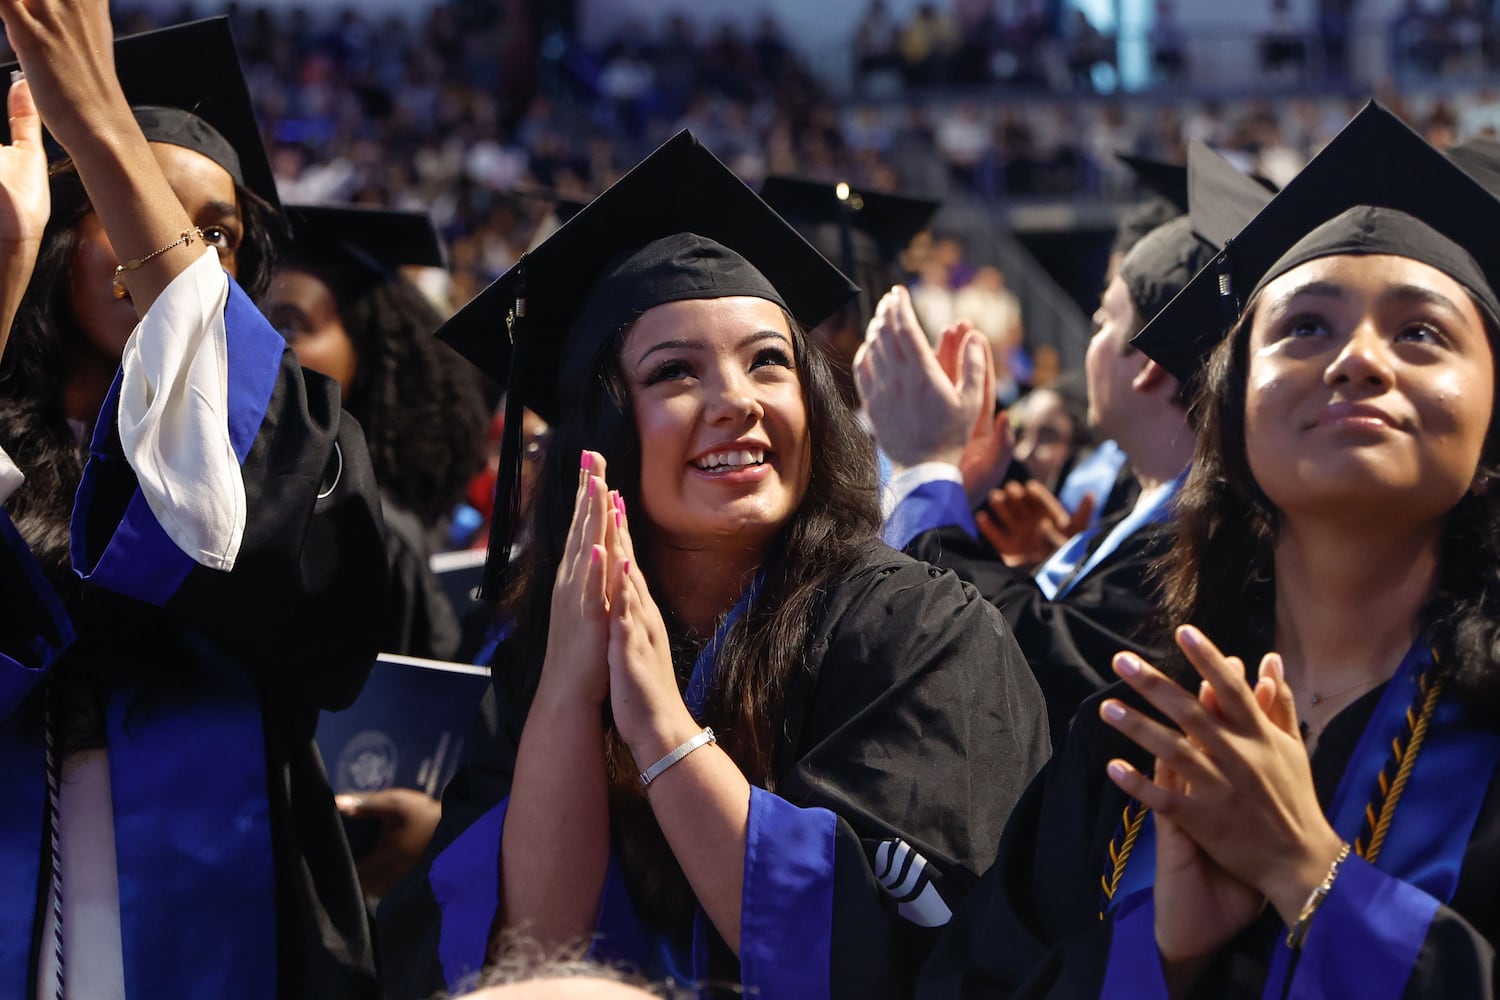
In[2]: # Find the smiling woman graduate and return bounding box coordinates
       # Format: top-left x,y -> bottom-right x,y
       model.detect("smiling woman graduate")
919,103 -> 1500,1000
375,132 -> 1050,999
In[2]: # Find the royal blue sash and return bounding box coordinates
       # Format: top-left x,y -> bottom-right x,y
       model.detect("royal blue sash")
1107,643 -> 1500,996
106,636 -> 278,999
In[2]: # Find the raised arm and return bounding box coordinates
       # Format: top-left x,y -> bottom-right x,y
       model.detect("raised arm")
0,0 -> 200,313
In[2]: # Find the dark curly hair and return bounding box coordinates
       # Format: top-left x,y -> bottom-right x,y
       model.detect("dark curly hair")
0,160 -> 280,590
295,260 -> 489,525
1156,294 -> 1500,706
499,306 -> 882,940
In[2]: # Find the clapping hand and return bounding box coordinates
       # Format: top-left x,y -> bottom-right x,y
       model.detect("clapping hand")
855,286 -> 991,472
1099,627 -> 1346,978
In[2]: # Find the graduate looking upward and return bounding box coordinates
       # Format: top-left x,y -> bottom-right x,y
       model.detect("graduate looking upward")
376,130 -> 1050,1000
0,7 -> 387,997
921,102 -> 1500,999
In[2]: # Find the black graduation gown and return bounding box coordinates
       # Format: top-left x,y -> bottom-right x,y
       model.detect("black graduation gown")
376,541 -> 1051,1000
7,276 -> 390,999
904,506 -> 1173,746
917,679 -> 1500,999
379,493 -> 462,660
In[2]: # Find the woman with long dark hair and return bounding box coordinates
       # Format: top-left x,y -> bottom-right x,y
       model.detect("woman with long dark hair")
0,7 -> 386,997
921,104 -> 1500,999
377,132 -> 1050,999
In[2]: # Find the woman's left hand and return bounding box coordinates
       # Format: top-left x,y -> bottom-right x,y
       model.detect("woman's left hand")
1100,626 -> 1348,927
601,490 -> 700,767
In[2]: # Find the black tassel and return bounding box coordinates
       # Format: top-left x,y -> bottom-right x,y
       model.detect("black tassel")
480,257 -> 528,601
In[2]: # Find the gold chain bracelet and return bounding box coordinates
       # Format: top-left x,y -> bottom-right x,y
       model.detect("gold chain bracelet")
111,227 -> 204,300
1285,841 -> 1352,949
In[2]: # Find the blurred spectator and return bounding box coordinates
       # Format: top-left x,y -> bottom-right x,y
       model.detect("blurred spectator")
1259,0 -> 1309,79
1010,384 -> 1092,494
1317,0 -> 1356,82
954,264 -> 1025,402
853,0 -> 903,94
935,100 -> 993,187
900,3 -> 961,87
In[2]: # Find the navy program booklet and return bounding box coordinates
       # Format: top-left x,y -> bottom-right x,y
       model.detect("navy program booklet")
316,653 -> 490,798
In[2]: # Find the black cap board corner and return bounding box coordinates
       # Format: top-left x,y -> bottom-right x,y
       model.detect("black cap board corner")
1132,100 -> 1500,382
759,175 -> 940,258
285,204 -> 447,275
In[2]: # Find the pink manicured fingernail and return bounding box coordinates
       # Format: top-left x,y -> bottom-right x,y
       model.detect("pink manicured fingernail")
581,450 -> 592,471
1114,652 -> 1142,678
1107,761 -> 1130,783
614,510 -> 622,529
1177,625 -> 1202,649
591,545 -> 602,564
587,477 -> 596,497
618,495 -> 627,517
1102,701 -> 1127,722
622,559 -> 632,576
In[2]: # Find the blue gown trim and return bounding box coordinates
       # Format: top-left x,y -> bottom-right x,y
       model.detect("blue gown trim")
739,787 -> 838,999
431,797 -> 509,991
70,279 -> 282,605
0,695 -> 47,999
0,508 -> 76,998
1101,642 -> 1500,999
881,479 -> 973,552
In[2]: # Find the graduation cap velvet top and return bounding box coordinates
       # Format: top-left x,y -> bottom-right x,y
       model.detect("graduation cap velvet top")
284,204 -> 445,297
1116,143 -> 1276,331
2,17 -> 278,212
1132,102 -> 1500,383
436,130 -> 858,597
759,175 -> 940,275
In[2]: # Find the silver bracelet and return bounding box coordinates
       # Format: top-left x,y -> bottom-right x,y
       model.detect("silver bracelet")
638,727 -> 716,787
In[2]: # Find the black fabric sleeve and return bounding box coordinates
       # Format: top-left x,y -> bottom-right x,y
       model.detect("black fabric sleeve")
774,549 -> 1052,999
77,347 -> 388,711
904,522 -> 1171,745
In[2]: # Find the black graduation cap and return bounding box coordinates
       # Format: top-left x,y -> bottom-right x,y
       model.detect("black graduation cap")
438,130 -> 857,424
1116,142 -> 1275,331
284,204 -> 446,277
759,175 -> 940,276
2,17 -> 279,212
437,129 -> 857,598
1132,101 -> 1500,383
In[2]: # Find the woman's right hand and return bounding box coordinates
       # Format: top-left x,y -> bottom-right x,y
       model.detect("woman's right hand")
535,450 -> 614,709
